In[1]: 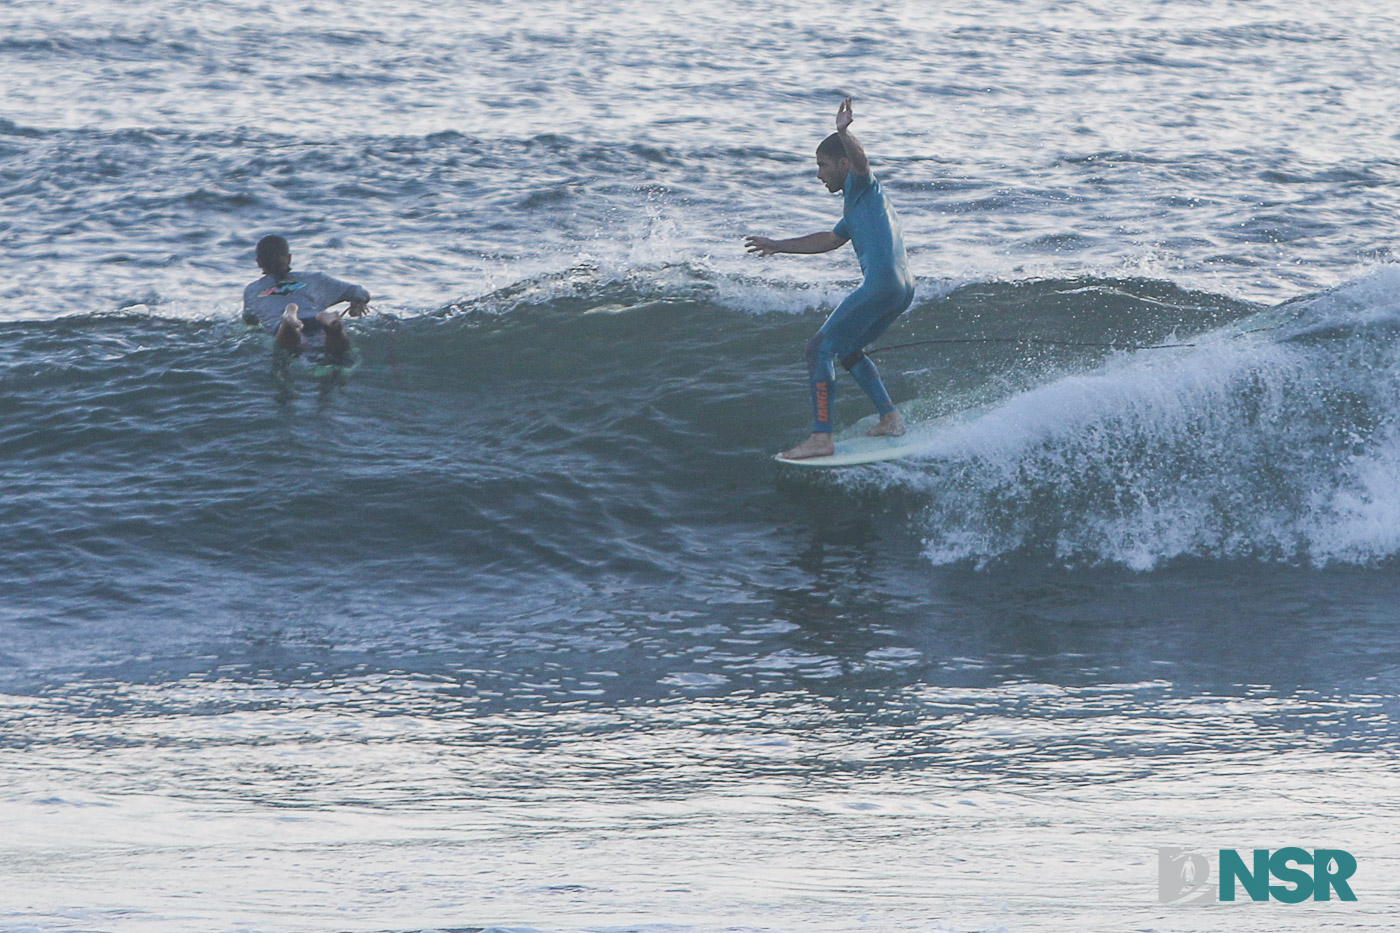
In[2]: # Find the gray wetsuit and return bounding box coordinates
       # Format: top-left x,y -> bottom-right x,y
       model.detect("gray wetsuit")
242,272 -> 370,333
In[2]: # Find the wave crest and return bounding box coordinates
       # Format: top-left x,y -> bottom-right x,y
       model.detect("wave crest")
906,267 -> 1400,569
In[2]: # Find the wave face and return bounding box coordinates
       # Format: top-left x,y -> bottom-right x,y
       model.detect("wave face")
8,266 -> 1379,616
902,269 -> 1400,568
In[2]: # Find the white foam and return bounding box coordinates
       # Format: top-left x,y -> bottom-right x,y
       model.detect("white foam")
904,266 -> 1400,569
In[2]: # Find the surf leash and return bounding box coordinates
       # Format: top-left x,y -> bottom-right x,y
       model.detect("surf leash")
866,336 -> 1196,356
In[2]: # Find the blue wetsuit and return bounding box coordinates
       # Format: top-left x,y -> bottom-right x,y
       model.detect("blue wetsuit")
807,169 -> 915,433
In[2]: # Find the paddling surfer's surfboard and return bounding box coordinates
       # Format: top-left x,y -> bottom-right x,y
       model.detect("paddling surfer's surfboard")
310,351 -> 360,381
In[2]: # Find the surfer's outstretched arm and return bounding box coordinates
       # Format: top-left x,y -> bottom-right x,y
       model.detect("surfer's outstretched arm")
744,231 -> 846,256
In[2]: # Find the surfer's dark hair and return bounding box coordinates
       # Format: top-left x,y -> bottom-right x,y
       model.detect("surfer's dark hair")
256,234 -> 290,266
816,132 -> 848,161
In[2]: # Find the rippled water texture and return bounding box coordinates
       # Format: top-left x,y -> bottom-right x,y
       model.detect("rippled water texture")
4,0 -> 1400,321
3,2 -> 1400,932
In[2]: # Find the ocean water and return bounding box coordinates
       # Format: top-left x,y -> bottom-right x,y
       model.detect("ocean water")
3,1 -> 1400,931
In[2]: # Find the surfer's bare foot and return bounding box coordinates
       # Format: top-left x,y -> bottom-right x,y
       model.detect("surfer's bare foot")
780,433 -> 836,460
276,303 -> 304,351
319,310 -> 353,357
866,411 -> 905,437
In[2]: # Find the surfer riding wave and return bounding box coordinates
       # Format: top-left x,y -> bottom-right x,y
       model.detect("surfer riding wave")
746,98 -> 915,460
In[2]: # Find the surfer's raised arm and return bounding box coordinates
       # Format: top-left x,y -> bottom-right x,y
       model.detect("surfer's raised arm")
835,97 -> 869,176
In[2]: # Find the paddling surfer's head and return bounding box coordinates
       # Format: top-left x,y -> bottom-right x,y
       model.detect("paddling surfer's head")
815,133 -> 850,193
256,235 -> 292,279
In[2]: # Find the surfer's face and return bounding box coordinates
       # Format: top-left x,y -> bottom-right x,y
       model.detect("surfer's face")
816,154 -> 848,193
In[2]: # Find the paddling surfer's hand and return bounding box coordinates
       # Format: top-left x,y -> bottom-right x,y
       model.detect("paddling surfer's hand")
836,97 -> 853,133
745,235 -> 778,256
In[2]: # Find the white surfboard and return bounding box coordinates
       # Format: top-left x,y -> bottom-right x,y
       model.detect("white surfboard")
774,413 -> 950,468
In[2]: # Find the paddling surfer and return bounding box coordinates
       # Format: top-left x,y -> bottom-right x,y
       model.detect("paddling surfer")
242,235 -> 370,360
746,98 -> 915,460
